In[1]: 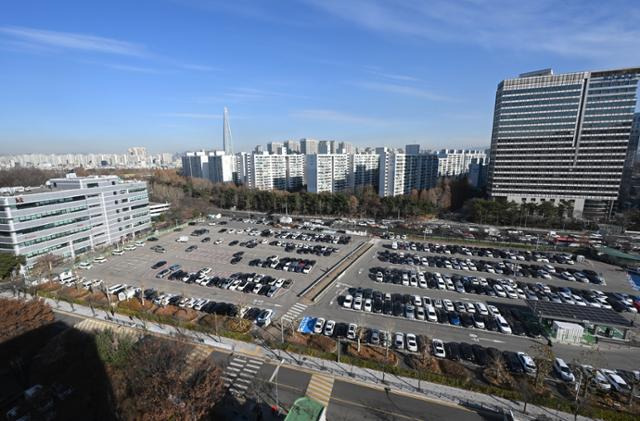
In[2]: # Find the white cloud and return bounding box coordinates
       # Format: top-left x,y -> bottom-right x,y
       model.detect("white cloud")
0,26 -> 147,56
304,0 -> 640,64
355,81 -> 455,102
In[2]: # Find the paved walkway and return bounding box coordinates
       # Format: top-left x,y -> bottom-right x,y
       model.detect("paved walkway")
3,291 -> 593,421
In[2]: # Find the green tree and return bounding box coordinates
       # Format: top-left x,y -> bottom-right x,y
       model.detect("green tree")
0,254 -> 25,280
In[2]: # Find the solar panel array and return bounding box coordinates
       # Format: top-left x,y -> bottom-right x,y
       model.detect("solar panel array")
526,300 -> 632,327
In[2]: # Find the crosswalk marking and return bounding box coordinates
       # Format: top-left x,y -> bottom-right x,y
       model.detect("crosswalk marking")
281,302 -> 308,323
306,374 -> 334,408
185,345 -> 211,367
223,356 -> 265,397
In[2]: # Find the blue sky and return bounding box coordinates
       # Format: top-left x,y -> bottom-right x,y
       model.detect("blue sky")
1,0 -> 639,154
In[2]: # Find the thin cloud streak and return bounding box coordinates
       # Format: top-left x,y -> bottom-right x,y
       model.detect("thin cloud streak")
0,25 -> 147,56
355,81 -> 456,102
290,109 -> 384,125
305,0 -> 640,63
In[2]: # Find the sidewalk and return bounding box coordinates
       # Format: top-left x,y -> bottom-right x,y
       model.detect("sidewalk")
4,291 -> 592,421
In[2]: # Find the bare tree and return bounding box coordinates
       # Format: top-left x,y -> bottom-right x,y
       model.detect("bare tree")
530,342 -> 554,390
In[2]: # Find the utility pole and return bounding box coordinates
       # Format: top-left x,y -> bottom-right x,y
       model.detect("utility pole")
269,359 -> 284,415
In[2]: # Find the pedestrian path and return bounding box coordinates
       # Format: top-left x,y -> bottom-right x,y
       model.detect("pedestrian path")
305,373 -> 334,407
281,302 -> 307,324
223,355 -> 264,396
185,344 -> 212,367
74,318 -> 140,341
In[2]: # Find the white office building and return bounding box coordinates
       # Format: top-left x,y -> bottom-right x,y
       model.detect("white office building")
0,174 -> 151,266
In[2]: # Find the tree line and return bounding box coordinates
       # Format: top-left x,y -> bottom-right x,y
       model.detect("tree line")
462,198 -> 597,230
149,170 -> 481,221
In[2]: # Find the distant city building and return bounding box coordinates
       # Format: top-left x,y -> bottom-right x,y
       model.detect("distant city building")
405,144 -> 421,155
0,150 -> 179,170
0,174 -> 150,266
337,141 -> 354,154
378,151 -> 438,197
435,149 -> 487,177
318,140 -> 337,154
488,67 -> 640,219
254,145 -> 264,153
267,141 -> 285,154
467,158 -> 489,189
284,140 -> 301,153
300,138 -> 318,155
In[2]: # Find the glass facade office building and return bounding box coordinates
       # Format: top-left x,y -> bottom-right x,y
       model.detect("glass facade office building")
488,68 -> 640,219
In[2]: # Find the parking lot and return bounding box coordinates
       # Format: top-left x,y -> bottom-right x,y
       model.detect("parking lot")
65,217 -> 640,373
308,238 -> 640,371
77,218 -> 365,320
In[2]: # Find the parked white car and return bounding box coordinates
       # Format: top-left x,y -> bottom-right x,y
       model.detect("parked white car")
432,339 -> 446,358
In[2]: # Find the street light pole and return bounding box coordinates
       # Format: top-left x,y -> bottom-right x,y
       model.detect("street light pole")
269,359 -> 284,415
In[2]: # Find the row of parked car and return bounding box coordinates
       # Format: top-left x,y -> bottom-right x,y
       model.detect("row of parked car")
273,230 -> 352,245
389,241 -> 575,265
304,316 -> 638,397
248,255 -> 315,274
269,240 -> 340,256
369,267 -> 639,314
140,288 -> 275,326
339,287 -> 543,337
378,250 -> 605,284
154,261 -> 293,297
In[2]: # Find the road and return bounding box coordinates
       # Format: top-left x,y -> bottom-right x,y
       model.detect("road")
207,350 -> 498,421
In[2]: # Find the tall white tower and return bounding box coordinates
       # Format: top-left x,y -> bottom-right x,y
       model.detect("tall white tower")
223,107 -> 233,155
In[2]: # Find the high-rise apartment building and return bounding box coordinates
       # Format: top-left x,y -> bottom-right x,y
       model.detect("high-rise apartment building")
0,174 -> 150,266
267,142 -> 285,155
318,140 -> 336,154
306,154 -> 350,193
246,152 -> 305,191
436,149 -> 487,177
350,153 -> 380,191
337,141 -> 354,154
378,152 -> 438,197
300,138 -> 318,155
285,140 -> 301,154
488,67 -> 640,218
182,150 -> 234,183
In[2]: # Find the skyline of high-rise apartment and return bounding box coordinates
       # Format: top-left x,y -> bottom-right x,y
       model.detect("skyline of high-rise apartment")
487,67 -> 640,219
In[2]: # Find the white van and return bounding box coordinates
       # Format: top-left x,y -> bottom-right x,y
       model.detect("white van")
58,271 -> 76,285
391,241 -> 398,250
176,236 -> 189,243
